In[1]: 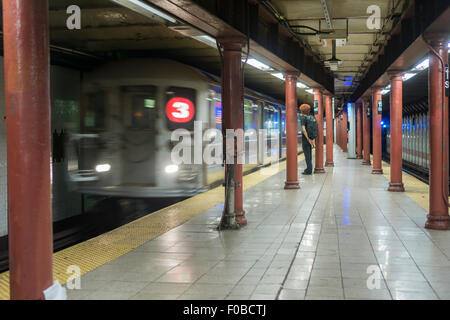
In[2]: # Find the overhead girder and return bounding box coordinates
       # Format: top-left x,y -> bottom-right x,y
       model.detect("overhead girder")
147,0 -> 334,94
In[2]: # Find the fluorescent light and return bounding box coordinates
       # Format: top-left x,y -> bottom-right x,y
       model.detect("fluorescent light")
296,82 -> 308,89
305,89 -> 314,94
402,73 -> 417,81
245,58 -> 273,71
412,58 -> 429,71
271,73 -> 285,81
381,89 -> 390,95
192,35 -> 217,48
112,0 -> 177,24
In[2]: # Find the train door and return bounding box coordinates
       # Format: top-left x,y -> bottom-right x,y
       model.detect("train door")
205,88 -> 224,185
243,98 -> 259,171
257,101 -> 265,165
406,117 -> 411,163
421,114 -> 426,168
419,114 -> 424,167
416,115 -> 420,166
281,108 -> 287,158
263,104 -> 280,164
402,118 -> 405,161
121,86 -> 157,186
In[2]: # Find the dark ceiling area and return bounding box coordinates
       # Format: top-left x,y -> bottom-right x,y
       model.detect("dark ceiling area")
42,0 -> 316,105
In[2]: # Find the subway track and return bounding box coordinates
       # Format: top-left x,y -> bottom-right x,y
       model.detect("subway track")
382,153 -> 450,187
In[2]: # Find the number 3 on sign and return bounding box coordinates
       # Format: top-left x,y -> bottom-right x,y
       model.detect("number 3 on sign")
166,97 -> 195,123
172,102 -> 190,119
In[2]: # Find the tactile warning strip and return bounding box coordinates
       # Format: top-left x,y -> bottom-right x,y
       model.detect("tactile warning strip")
381,160 -> 436,212
0,153 -> 305,300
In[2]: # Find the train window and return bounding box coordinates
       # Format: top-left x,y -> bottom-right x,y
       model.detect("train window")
121,86 -> 158,130
131,95 -> 156,129
84,91 -> 105,129
166,86 -> 196,131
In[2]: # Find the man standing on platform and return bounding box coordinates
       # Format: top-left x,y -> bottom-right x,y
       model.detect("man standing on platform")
299,104 -> 317,175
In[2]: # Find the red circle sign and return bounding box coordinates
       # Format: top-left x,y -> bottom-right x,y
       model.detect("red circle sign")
166,97 -> 195,123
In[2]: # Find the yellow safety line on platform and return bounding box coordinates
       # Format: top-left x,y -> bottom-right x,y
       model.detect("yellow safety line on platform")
0,153 -> 305,300
381,160 -> 432,212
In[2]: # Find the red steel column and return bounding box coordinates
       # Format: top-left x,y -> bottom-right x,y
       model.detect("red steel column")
342,110 -> 348,152
338,117 -> 341,149
424,33 -> 449,230
324,95 -> 334,166
284,72 -> 300,189
387,72 -> 405,192
371,88 -> 383,174
218,36 -> 247,226
336,113 -> 342,149
362,98 -> 371,165
356,102 -> 363,159
313,89 -> 325,173
3,0 -> 53,299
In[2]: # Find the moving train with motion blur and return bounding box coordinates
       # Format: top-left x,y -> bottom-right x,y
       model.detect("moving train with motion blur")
69,58 -> 303,198
0,58 -> 304,270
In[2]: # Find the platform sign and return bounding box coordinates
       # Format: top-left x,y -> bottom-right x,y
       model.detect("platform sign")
445,64 -> 449,97
377,100 -> 382,114
314,100 -> 319,114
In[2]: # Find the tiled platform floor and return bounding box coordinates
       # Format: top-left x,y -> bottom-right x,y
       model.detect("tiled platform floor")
68,146 -> 450,300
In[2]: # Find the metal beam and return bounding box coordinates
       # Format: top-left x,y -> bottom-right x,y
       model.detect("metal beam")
146,0 -> 334,94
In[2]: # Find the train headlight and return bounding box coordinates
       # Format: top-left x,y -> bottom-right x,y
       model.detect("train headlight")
95,163 -> 111,173
165,164 -> 179,174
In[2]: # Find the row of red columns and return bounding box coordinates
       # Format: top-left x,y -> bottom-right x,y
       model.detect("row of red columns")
356,34 -> 449,230
284,81 -> 334,189
3,2 -> 447,300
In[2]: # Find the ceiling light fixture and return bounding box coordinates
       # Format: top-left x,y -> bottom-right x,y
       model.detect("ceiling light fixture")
245,58 -> 273,71
192,35 -> 217,48
112,0 -> 177,24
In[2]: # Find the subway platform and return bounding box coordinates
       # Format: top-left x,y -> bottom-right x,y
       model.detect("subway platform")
61,146 -> 450,300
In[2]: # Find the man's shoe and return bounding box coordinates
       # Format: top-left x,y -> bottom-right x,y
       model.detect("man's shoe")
302,171 -> 312,175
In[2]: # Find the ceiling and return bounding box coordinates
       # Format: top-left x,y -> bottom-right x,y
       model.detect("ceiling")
44,0 -> 315,105
266,0 -> 408,100
0,0 -> 427,108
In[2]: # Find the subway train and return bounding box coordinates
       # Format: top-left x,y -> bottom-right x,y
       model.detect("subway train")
386,112 -> 430,169
0,57 -> 304,270
69,58 -> 303,198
